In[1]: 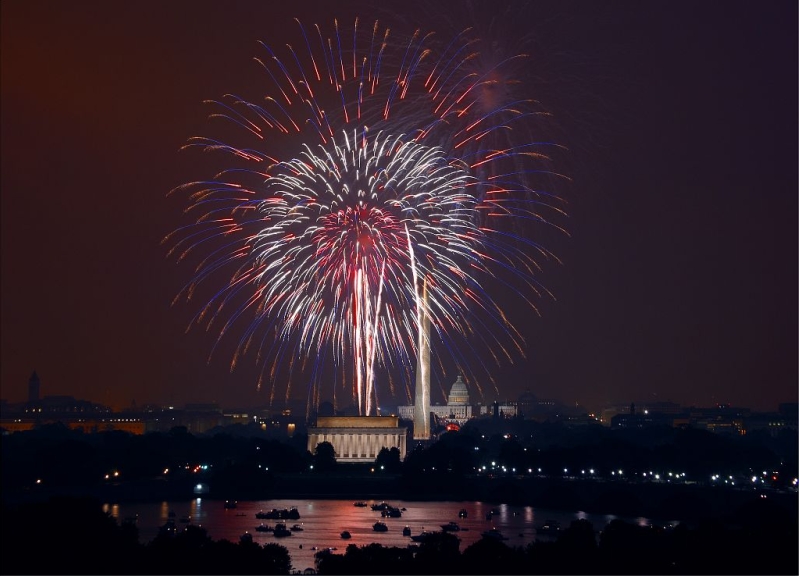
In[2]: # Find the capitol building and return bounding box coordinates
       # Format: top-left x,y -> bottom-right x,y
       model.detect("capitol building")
397,375 -> 475,424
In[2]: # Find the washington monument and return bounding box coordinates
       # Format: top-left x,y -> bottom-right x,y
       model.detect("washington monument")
413,281 -> 431,440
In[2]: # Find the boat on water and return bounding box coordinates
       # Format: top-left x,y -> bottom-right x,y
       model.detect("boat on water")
373,521 -> 388,532
402,526 -> 411,537
458,509 -> 468,518
371,502 -> 390,511
255,524 -> 273,532
536,520 -> 561,536
441,521 -> 460,532
256,507 -> 301,520
410,531 -> 437,543
340,530 -> 352,539
290,524 -> 304,532
273,523 -> 293,537
353,501 -> 368,507
159,519 -> 178,536
481,527 -> 507,541
381,506 -> 402,518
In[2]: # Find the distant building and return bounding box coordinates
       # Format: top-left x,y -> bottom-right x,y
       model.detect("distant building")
307,416 -> 407,463
479,401 -> 517,418
67,418 -> 145,434
610,403 -> 674,429
600,403 -> 633,426
28,371 -> 40,402
397,375 -> 474,425
743,412 -> 792,436
778,402 -> 798,425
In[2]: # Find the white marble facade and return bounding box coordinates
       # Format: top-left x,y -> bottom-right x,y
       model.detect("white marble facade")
307,416 -> 407,463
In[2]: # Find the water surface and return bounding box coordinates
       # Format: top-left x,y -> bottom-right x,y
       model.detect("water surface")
106,498 -> 655,571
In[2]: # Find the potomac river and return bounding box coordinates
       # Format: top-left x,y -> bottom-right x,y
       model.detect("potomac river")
104,498 -> 661,572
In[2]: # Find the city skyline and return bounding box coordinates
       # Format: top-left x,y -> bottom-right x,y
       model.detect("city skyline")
2,0 -> 796,413
2,367 -> 795,419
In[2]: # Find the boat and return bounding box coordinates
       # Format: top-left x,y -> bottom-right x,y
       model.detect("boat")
441,521 -> 460,532
402,525 -> 411,537
290,524 -> 304,532
340,530 -> 352,539
458,509 -> 468,518
410,530 -> 437,543
481,527 -> 507,541
353,501 -> 368,507
371,502 -> 390,511
373,521 -> 388,532
224,500 -> 238,509
273,523 -> 293,537
381,506 -> 402,518
536,520 -> 561,536
255,524 -> 273,532
240,532 -> 253,544
159,519 -> 177,536
256,507 -> 301,520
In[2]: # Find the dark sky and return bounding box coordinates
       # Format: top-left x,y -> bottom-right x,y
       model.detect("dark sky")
2,0 -> 796,413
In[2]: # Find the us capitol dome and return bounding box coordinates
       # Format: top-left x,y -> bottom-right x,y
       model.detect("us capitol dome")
397,374 -> 474,424
447,375 -> 470,405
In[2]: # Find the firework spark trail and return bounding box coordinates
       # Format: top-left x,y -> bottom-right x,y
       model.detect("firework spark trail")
167,17 -> 566,415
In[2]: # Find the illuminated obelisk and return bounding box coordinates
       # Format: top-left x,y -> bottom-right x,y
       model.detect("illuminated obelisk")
413,280 -> 431,440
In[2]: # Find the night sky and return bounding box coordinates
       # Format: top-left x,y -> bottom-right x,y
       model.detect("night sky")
2,0 -> 796,413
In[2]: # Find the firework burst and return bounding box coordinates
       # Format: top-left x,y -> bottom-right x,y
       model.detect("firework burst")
166,17 -> 566,415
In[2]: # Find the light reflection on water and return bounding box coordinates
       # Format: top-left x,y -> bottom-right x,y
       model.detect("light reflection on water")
107,499 -> 657,572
